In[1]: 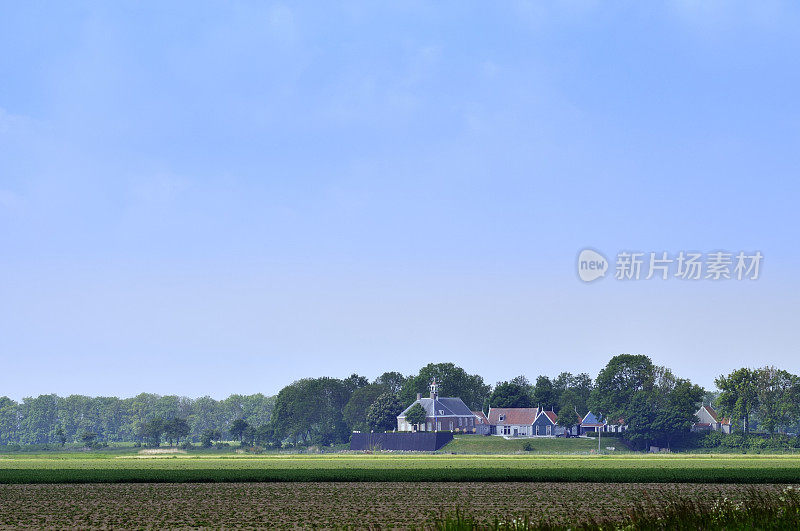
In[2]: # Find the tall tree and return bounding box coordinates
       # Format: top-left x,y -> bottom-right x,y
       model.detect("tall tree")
229,419 -> 249,443
343,384 -> 386,432
489,381 -> 533,408
138,418 -> 165,447
373,372 -> 407,394
532,376 -> 557,410
0,397 -> 19,445
366,393 -> 404,432
17,394 -> 60,444
590,354 -> 655,420
716,368 -> 759,434
400,363 -> 490,410
650,369 -> 705,449
343,374 -> 370,395
555,396 -> 580,433
164,417 -> 190,446
754,366 -> 799,435
271,377 -> 351,445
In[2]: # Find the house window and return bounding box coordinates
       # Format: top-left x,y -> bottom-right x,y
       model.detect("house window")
536,425 -> 540,436
546,425 -> 551,436
502,426 -> 511,435
459,418 -> 463,427
499,414 -> 505,422
438,410 -> 444,415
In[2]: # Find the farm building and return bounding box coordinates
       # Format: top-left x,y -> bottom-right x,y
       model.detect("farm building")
692,404 -> 731,434
531,410 -> 564,436
472,410 -> 492,435
488,407 -> 539,436
487,408 -> 566,437
396,379 -> 477,432
576,411 -> 604,435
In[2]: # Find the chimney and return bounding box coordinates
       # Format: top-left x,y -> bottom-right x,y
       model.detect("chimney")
416,393 -> 421,400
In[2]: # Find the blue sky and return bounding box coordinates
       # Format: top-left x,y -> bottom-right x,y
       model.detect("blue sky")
1,2 -> 799,400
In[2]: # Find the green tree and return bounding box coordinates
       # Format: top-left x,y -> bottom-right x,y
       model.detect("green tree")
716,368 -> 759,434
138,418 -> 165,447
271,377 -> 351,445
590,354 -> 656,421
399,363 -> 490,410
0,396 -> 19,445
80,431 -> 97,447
254,424 -> 275,446
242,425 -> 257,446
55,427 -> 67,447
404,403 -> 427,431
230,418 -> 249,443
343,384 -> 386,432
343,374 -> 370,394
554,372 -> 593,414
374,372 -> 407,394
555,405 -> 580,433
532,376 -> 557,410
199,428 -> 221,448
650,370 -> 704,449
620,367 -> 704,450
556,389 -> 581,432
754,366 -> 799,436
489,381 -> 533,408
366,393 -> 404,432
18,394 -> 60,444
164,417 -> 190,446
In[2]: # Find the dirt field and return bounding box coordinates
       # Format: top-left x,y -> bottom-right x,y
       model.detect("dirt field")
0,482 -> 788,528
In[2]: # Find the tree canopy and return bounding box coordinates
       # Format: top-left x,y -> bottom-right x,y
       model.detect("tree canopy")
489,381 -> 533,408
399,363 -> 490,410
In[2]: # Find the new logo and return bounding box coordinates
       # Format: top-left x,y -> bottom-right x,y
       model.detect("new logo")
577,249 -> 608,282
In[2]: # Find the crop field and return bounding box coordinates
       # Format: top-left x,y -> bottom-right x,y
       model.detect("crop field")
440,434 -> 627,454
0,481 -> 790,528
1,453 -> 800,484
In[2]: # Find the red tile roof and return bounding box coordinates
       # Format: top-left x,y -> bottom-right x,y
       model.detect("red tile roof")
488,408 -> 540,425
472,411 -> 490,425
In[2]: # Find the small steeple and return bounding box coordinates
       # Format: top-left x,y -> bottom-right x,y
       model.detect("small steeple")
429,378 -> 439,399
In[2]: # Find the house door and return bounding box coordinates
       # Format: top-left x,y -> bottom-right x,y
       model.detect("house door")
513,428 -> 518,436
546,425 -> 551,436
536,425 -> 540,436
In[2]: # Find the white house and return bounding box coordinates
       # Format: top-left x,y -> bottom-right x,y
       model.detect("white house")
692,404 -> 731,434
486,408 -> 566,437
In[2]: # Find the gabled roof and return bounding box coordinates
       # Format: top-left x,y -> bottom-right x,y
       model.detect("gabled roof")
580,411 -> 604,427
701,405 -> 720,422
532,410 -> 558,425
398,397 -> 473,418
488,408 -> 540,425
541,411 -> 558,424
472,411 -> 490,425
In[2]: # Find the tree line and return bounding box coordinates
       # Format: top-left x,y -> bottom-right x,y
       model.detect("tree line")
1,356 -> 798,450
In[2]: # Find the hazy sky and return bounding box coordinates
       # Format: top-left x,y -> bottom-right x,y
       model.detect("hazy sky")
1,2 -> 799,400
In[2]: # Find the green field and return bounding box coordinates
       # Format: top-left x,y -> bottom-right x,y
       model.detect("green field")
1,452 -> 800,484
439,434 -> 627,453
